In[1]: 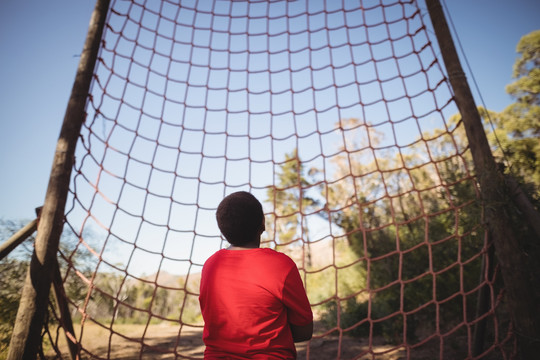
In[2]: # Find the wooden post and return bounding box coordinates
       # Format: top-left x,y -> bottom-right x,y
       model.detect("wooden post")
0,208 -> 41,261
472,234 -> 495,356
504,174 -> 540,239
7,0 -> 110,359
0,219 -> 37,261
51,259 -> 79,360
425,0 -> 540,357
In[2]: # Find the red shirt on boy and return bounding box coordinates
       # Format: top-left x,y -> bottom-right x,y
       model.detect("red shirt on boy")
199,248 -> 313,359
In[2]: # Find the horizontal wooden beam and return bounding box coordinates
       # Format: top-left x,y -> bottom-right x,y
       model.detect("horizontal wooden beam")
0,219 -> 37,261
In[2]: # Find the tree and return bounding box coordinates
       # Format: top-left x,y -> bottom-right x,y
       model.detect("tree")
265,149 -> 320,266
323,117 -> 484,343
486,30 -> 540,197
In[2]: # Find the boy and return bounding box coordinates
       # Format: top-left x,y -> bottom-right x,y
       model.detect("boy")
199,191 -> 313,359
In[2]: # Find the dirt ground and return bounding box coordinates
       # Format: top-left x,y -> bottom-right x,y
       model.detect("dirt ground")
45,322 -> 508,360
46,322 -> 407,359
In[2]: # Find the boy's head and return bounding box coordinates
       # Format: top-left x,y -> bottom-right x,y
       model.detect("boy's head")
216,191 -> 265,246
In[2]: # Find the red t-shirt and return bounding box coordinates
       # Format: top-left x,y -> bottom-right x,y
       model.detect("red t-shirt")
199,248 -> 313,359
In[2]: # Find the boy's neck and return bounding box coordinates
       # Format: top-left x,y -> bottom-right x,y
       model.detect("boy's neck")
227,240 -> 260,250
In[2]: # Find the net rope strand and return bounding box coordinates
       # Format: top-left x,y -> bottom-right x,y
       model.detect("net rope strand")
42,0 -> 517,359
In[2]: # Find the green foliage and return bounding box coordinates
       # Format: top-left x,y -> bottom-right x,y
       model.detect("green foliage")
321,298 -> 372,338
509,30 -> 540,95
487,30 -> 540,197
0,258 -> 28,357
0,219 -> 35,358
316,116 -> 485,342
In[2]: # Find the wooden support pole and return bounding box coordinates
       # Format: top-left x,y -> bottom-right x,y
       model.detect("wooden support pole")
51,259 -> 79,360
7,0 -> 110,359
0,219 -> 37,262
0,207 -> 42,261
505,174 -> 540,239
472,234 -> 495,357
425,0 -> 540,357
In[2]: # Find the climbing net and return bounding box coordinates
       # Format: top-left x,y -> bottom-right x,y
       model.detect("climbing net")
46,0 -> 515,358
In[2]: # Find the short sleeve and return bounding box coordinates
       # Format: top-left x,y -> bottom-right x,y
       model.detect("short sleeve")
281,266 -> 313,326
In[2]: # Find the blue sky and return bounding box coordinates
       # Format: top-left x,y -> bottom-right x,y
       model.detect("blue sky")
1,0 -> 539,223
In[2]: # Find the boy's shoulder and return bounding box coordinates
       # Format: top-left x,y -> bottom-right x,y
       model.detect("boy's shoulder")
258,248 -> 298,268
206,248 -> 296,267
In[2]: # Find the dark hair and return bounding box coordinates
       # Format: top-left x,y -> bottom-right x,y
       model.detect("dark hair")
216,191 -> 264,246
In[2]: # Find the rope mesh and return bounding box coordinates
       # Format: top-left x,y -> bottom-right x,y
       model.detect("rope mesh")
46,0 -> 515,358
